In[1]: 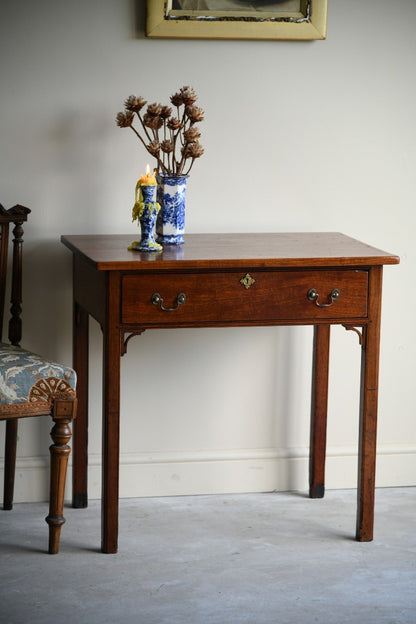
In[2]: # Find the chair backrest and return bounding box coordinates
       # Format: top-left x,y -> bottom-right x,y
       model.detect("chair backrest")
0,204 -> 31,345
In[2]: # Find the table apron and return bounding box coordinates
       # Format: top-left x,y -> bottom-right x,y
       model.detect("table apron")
120,269 -> 369,326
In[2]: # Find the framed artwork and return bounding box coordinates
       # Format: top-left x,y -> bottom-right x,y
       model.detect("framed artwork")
146,0 -> 328,40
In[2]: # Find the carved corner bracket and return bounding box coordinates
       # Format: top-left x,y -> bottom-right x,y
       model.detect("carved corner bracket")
343,324 -> 365,347
121,330 -> 146,356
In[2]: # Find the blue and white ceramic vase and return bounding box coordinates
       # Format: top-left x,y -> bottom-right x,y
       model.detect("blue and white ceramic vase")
156,174 -> 189,245
129,185 -> 162,252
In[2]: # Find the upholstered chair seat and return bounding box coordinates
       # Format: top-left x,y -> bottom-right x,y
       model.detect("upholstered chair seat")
0,343 -> 76,412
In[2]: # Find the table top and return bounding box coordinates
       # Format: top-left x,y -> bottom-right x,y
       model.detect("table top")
61,233 -> 399,271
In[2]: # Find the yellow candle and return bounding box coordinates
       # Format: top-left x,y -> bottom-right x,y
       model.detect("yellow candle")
139,164 -> 156,186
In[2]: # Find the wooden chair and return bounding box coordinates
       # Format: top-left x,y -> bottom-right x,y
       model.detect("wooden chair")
0,204 -> 77,553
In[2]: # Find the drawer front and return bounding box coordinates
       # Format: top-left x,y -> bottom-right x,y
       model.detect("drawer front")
121,270 -> 368,325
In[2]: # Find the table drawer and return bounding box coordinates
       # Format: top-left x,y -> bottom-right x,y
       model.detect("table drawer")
121,269 -> 368,325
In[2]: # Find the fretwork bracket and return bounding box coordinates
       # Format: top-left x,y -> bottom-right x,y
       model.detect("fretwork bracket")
121,330 -> 146,356
343,324 -> 366,347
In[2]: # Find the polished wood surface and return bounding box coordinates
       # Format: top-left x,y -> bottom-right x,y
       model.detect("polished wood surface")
62,233 -> 399,270
61,232 -> 399,553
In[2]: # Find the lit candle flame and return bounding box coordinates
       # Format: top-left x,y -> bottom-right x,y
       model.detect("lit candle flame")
139,164 -> 156,186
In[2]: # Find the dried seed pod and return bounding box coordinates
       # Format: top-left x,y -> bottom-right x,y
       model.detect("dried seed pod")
161,139 -> 174,154
116,111 -> 134,127
185,105 -> 204,123
124,95 -> 147,112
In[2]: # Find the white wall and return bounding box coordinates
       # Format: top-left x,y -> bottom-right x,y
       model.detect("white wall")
1,0 -> 415,502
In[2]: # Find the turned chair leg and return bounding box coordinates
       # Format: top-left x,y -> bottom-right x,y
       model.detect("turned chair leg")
45,398 -> 77,554
3,419 -> 18,510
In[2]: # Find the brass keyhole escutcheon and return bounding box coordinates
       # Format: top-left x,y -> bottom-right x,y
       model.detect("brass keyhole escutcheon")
240,273 -> 255,289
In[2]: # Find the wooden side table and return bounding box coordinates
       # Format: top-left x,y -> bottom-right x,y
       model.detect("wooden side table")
61,233 -> 399,553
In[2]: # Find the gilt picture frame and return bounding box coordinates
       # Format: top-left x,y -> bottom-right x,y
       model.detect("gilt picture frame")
146,1 -> 327,40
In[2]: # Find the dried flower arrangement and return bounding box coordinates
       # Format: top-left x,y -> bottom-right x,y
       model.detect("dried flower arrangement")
116,85 -> 204,176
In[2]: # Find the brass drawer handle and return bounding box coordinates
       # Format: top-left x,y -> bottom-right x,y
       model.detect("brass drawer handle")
307,288 -> 340,307
151,292 -> 186,312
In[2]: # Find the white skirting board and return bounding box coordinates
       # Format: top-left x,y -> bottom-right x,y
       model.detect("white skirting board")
2,445 -> 416,503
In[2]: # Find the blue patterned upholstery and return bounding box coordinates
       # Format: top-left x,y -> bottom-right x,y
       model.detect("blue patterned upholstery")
0,343 -> 76,410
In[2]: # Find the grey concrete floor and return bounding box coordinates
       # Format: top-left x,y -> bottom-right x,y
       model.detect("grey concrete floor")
1,488 -> 415,624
